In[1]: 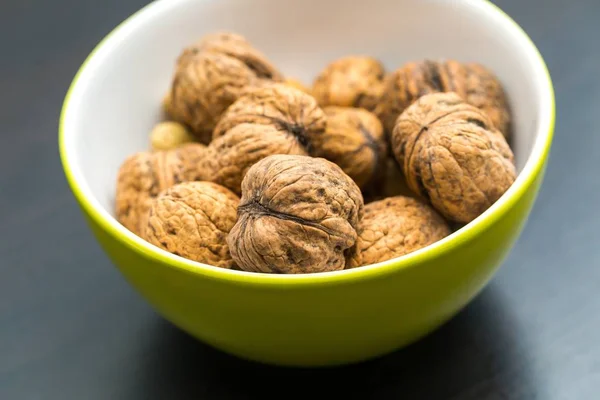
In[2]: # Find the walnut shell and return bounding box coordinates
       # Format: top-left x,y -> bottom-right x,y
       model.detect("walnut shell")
177,31 -> 283,81
198,123 -> 308,195
144,181 -> 239,268
313,106 -> 387,189
312,56 -> 385,112
115,144 -> 207,236
169,52 -> 260,144
376,60 -> 511,137
212,83 -> 327,151
228,154 -> 364,274
391,92 -> 516,223
347,196 -> 451,268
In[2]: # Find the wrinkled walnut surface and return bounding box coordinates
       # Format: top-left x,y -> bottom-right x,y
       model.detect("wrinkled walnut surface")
144,181 -> 239,268
228,154 -> 364,274
212,83 -> 327,149
391,92 -> 516,223
177,31 -> 283,81
198,123 -> 308,195
347,196 -> 451,268
115,144 -> 207,236
314,106 -> 387,189
169,51 -> 260,144
312,56 -> 385,112
376,60 -> 511,137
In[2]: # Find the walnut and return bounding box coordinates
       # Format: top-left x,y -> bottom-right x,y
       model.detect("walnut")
212,83 -> 326,148
178,84 -> 328,196
143,181 -> 239,268
168,52 -> 259,144
347,196 -> 451,268
115,143 -> 207,236
228,154 -> 364,274
197,123 -> 308,195
391,92 -> 516,223
168,31 -> 284,145
312,56 -> 385,112
376,60 -> 511,137
150,121 -> 196,151
176,31 -> 283,81
312,106 -> 387,189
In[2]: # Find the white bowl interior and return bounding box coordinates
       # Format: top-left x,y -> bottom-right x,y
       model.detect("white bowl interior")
62,0 -> 552,261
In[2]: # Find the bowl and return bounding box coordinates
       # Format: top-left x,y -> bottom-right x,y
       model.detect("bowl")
59,0 -> 555,367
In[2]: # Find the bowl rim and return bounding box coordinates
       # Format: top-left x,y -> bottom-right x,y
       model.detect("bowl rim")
59,0 -> 555,287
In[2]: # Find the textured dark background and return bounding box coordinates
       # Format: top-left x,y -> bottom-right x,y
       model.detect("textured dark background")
1,0 -> 599,399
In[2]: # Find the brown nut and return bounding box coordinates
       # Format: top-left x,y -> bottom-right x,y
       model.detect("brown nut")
347,196 -> 451,268
212,83 -> 326,148
143,181 -> 239,268
169,52 -> 260,144
177,31 -> 283,81
202,83 -> 327,195
115,144 -> 207,236
228,154 -> 364,274
391,92 -> 516,223
376,60 -> 511,137
313,106 -> 387,189
198,123 -> 308,195
150,121 -> 196,151
312,56 -> 385,112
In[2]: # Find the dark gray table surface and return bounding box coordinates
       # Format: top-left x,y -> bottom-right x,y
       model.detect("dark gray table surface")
1,0 -> 599,399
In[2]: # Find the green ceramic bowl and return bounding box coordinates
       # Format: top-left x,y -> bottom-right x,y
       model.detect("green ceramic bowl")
59,0 -> 555,367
